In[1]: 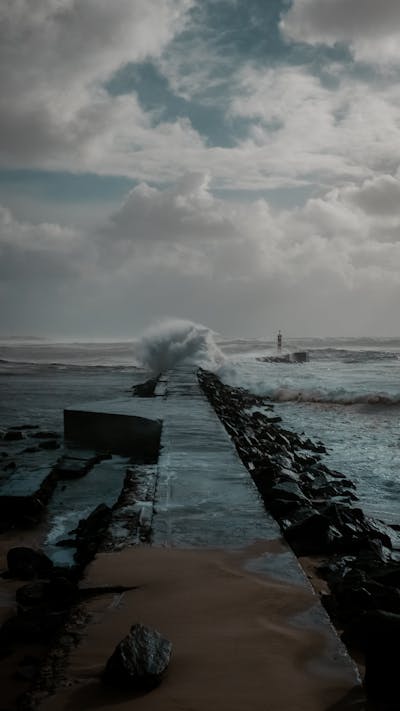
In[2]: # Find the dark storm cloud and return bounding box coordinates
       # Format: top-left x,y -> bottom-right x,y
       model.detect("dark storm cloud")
281,0 -> 400,64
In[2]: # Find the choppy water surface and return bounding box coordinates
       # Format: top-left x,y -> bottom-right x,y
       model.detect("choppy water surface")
218,342 -> 400,524
0,334 -> 399,525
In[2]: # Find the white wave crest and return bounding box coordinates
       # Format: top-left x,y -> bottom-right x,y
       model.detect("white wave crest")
217,363 -> 400,406
136,319 -> 225,373
256,386 -> 400,406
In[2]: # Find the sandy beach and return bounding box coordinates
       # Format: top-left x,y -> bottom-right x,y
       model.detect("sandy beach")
39,543 -> 362,711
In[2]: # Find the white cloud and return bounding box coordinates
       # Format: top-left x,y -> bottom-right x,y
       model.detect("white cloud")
280,0 -> 400,66
80,172 -> 400,335
100,172 -> 400,290
3,171 -> 400,289
3,1 -> 400,195
107,173 -> 235,243
2,172 -> 400,335
340,174 -> 400,216
229,64 -> 400,185
0,0 -> 198,173
0,204 -> 89,279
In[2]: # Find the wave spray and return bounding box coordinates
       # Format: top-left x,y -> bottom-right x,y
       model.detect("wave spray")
136,319 -> 224,373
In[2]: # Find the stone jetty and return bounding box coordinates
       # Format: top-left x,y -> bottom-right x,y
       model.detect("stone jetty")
3,364 -> 400,707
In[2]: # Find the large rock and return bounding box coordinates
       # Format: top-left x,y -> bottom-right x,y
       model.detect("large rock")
7,547 -> 53,580
371,565 -> 400,588
55,454 -> 101,479
131,377 -> 159,397
3,430 -> 24,441
102,623 -> 172,690
269,481 -> 308,504
362,611 -> 400,705
0,609 -> 67,644
73,503 -> 112,567
283,510 -> 332,555
0,495 -> 45,529
16,578 -> 79,611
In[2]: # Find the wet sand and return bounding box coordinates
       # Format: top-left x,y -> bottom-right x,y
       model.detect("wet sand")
40,543 -> 361,711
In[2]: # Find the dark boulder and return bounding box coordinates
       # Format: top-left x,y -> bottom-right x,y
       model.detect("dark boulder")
269,481 -> 308,503
352,541 -> 393,572
317,555 -> 357,587
3,460 -> 16,471
73,503 -> 112,567
7,547 -> 53,580
16,577 -> 79,611
362,580 -> 400,615
32,431 -> 59,439
362,517 -> 395,550
267,497 -> 299,518
315,503 -> 392,553
16,581 -> 48,608
16,654 -> 41,681
267,482 -> 310,518
301,438 -> 326,454
131,377 -> 159,397
334,586 -> 376,621
370,564 -> 400,589
362,611 -> 400,705
3,430 -> 24,441
102,623 -> 172,691
304,478 -> 358,503
0,495 -> 46,529
284,510 -> 332,555
38,439 -> 60,450
0,609 -> 67,644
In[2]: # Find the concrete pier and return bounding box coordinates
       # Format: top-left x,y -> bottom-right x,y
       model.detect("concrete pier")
64,401 -> 162,458
63,365 -> 361,691
153,365 -> 280,547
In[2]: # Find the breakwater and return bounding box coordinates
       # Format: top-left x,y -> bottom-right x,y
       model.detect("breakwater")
198,368 -> 400,707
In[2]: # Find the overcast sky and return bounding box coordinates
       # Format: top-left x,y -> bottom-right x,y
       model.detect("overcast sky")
1,0 -> 400,338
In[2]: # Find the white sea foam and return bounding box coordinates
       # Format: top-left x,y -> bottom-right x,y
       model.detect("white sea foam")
136,318 -> 225,373
259,387 -> 400,406
218,357 -> 400,406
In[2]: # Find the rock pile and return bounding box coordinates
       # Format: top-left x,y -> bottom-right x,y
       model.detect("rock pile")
198,368 -> 400,706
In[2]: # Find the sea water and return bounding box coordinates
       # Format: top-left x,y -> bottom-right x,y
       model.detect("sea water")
218,338 -> 400,524
0,341 -> 147,430
0,333 -> 399,525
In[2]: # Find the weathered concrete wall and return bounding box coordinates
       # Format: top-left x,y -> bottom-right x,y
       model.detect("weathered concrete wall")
64,409 -> 162,460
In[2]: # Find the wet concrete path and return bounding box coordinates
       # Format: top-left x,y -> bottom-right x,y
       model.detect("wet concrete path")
62,365 -> 362,693
153,365 -> 280,547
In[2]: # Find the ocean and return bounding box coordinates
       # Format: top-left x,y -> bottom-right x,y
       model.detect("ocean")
218,336 -> 400,524
0,331 -> 399,526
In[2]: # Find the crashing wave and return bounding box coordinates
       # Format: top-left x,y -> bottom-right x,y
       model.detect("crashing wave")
136,318 -> 225,373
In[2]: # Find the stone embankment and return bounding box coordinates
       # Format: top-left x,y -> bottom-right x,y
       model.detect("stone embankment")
198,368 -> 400,708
